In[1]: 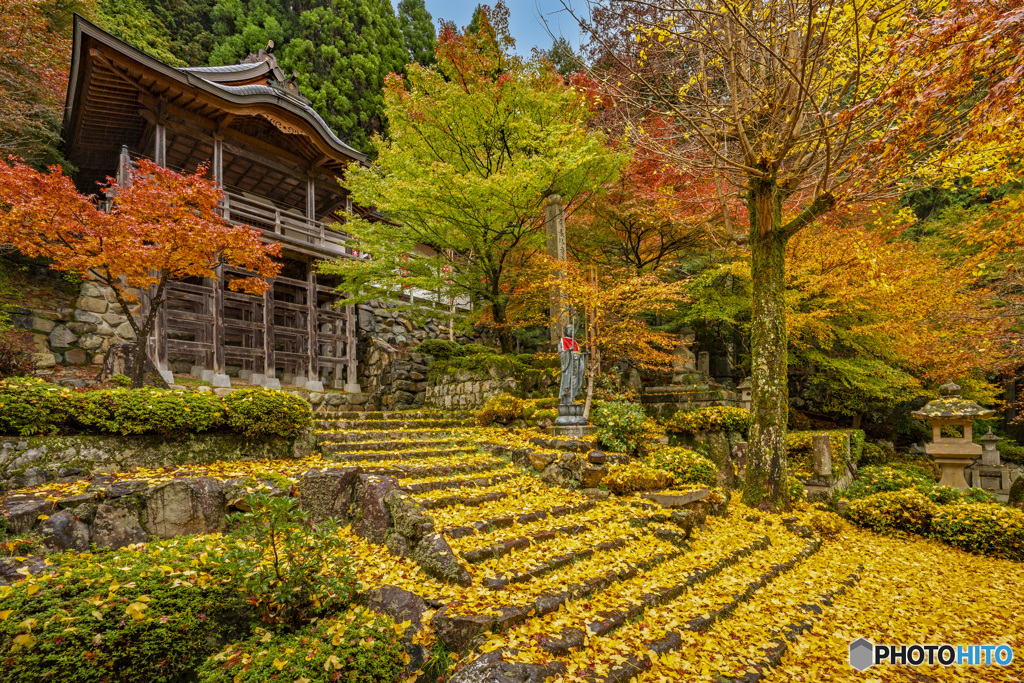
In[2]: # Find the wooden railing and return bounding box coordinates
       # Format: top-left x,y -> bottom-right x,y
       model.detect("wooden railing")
222,191 -> 362,260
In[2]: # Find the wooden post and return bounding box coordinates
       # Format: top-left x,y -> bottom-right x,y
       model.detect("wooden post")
345,301 -> 358,391
213,266 -> 225,375
264,284 -> 276,377
154,124 -> 166,168
151,123 -> 169,376
307,262 -> 319,381
212,137 -> 224,186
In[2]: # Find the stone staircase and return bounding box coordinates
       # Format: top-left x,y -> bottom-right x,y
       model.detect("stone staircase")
310,409 -> 863,682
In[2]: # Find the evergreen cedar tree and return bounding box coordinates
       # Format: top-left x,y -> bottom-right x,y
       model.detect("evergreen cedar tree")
323,2 -> 621,354
0,159 -> 281,388
397,0 -> 436,66
205,0 -> 417,152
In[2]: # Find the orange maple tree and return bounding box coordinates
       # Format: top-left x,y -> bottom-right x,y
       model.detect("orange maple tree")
0,158 -> 281,386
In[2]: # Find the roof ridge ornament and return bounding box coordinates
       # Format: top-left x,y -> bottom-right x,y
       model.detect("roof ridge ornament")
939,380 -> 961,396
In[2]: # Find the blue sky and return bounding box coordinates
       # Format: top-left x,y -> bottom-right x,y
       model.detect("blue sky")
392,0 -> 589,55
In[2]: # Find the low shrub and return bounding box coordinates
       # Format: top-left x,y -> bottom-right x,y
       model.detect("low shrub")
223,493 -> 357,629
415,339 -> 461,361
646,447 -> 717,487
75,388 -> 225,435
0,548 -> 250,683
845,465 -> 935,500
998,440 -> 1024,466
591,401 -> 648,454
0,376 -> 77,435
475,393 -> 525,427
197,607 -> 405,683
808,511 -> 844,539
845,489 -> 936,536
662,406 -> 750,435
859,441 -> 893,468
931,503 -> 1024,561
460,343 -> 495,356
222,388 -> 312,439
603,462 -> 674,495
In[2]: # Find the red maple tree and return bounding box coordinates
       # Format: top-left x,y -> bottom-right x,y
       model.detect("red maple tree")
0,158 -> 281,386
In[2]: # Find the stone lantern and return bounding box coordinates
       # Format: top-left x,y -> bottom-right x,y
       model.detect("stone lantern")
737,378 -> 752,410
912,382 -> 995,489
979,428 -> 1002,467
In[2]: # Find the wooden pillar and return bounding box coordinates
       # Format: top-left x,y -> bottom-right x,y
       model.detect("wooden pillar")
307,262 -> 319,381
346,302 -> 357,389
213,266 -> 225,375
210,139 -> 226,375
212,137 -> 224,187
151,123 -> 169,374
264,284 -> 276,377
154,124 -> 166,168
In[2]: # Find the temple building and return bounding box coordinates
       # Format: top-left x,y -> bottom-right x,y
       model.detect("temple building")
62,16 -> 372,390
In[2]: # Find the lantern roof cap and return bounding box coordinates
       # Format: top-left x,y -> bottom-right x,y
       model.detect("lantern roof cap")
979,427 -> 1002,443
912,381 -> 995,420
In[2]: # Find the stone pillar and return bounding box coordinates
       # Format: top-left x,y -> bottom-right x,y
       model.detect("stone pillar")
544,193 -> 566,343
812,434 -> 832,477
697,352 -> 710,380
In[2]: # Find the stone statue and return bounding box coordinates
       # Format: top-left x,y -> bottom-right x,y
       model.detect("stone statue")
558,324 -> 585,405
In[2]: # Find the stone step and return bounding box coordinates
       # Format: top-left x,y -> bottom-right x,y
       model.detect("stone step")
420,490 -> 509,511
398,470 -> 519,495
529,534 -> 772,656
315,418 -> 472,430
574,537 -> 823,683
713,565 -> 864,682
324,446 -> 479,462
317,429 -> 459,443
355,457 -> 510,480
320,439 -> 471,453
441,500 -> 596,539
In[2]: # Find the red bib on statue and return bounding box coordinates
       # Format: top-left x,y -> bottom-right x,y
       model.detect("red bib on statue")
560,337 -> 579,352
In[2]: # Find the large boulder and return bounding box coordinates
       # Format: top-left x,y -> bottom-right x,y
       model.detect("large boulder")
1010,475 -> 1024,509
91,503 -> 147,549
447,649 -> 566,683
297,467 -> 361,523
352,474 -> 398,543
1,496 -> 54,534
40,510 -> 90,552
384,490 -> 433,541
145,477 -> 226,538
362,585 -> 430,672
430,607 -> 494,653
413,532 -> 472,587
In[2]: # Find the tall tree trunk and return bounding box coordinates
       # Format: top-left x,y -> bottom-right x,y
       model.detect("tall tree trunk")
742,179 -> 789,511
491,299 -> 513,353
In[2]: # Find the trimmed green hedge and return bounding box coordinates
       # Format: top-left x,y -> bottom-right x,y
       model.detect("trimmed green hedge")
846,491 -> 1024,561
662,407 -> 750,435
0,378 -> 311,439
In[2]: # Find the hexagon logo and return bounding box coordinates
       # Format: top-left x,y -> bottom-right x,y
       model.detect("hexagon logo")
849,638 -> 875,671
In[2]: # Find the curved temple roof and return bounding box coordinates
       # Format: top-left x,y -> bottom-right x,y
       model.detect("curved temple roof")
63,16 -> 369,173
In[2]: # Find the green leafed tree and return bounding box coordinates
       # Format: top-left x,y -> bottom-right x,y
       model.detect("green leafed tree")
539,36 -> 581,78
397,0 -> 436,66
149,0 -> 217,66
321,2 -> 622,351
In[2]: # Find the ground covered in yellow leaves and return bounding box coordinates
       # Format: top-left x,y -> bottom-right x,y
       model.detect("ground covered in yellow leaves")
3,408 -> 1022,682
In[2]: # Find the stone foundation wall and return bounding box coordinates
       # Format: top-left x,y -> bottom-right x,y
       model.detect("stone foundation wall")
355,300 -> 493,349
8,279 -> 140,371
358,339 -> 431,410
0,431 -> 315,493
425,370 -> 518,410
669,430 -> 746,488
